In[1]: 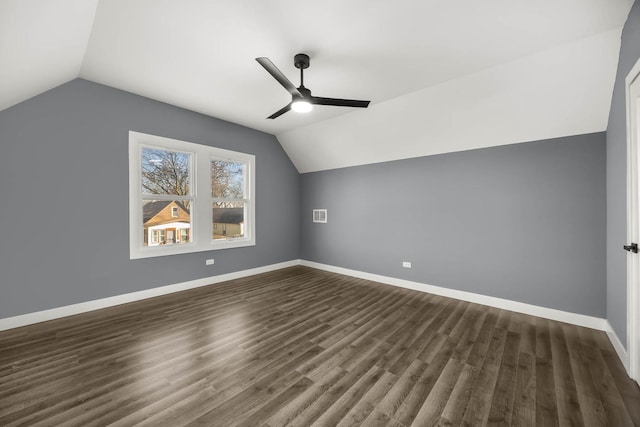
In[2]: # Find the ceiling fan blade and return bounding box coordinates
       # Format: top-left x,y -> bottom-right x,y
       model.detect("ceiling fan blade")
267,103 -> 292,119
312,97 -> 370,108
256,57 -> 302,97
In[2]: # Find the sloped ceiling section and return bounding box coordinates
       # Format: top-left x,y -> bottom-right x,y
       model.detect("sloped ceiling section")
0,0 -> 634,172
0,0 -> 98,111
279,29 -> 623,172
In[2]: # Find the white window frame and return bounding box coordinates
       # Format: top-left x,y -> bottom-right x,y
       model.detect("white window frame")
129,131 -> 256,259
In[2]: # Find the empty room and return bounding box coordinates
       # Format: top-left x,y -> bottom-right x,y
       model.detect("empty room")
2,0 -> 640,425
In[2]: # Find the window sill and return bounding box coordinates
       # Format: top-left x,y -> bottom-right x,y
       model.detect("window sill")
130,238 -> 256,260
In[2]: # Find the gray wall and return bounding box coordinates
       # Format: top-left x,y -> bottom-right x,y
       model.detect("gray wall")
0,79 -> 300,319
301,133 -> 606,317
0,46 -> 624,325
606,0 -> 640,344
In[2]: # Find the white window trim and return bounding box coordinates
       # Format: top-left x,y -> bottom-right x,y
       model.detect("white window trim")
129,131 -> 256,259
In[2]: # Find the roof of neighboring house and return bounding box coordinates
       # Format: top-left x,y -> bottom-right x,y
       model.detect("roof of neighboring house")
213,207 -> 243,225
143,200 -> 188,223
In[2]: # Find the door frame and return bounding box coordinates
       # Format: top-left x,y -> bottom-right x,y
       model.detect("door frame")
625,57 -> 640,383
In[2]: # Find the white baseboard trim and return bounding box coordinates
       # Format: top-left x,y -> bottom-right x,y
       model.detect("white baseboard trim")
0,260 -> 301,332
300,260 -> 609,332
605,321 -> 630,373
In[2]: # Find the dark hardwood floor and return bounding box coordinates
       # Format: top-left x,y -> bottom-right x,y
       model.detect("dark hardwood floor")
1,266 -> 639,426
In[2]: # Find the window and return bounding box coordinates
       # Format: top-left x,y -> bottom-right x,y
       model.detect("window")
179,228 -> 189,243
129,131 -> 255,259
151,229 -> 165,245
212,159 -> 246,240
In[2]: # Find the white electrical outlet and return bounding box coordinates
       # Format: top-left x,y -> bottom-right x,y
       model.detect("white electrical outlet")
402,261 -> 411,268
206,259 -> 215,265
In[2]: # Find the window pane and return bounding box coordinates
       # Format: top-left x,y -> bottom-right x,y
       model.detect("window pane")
213,202 -> 244,240
211,160 -> 244,199
141,147 -> 191,195
143,200 -> 191,246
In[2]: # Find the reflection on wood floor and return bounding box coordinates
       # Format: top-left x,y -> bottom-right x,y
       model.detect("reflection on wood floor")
1,266 -> 639,426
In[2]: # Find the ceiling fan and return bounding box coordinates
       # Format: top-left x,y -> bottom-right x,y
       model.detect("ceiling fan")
256,53 -> 371,119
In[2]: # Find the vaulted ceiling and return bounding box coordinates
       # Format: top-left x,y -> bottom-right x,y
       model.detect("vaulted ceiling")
0,0 -> 634,172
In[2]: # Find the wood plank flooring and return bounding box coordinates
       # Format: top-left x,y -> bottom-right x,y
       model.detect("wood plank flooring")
1,266 -> 639,426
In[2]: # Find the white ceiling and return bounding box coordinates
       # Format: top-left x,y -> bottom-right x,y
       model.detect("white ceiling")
0,0 -> 634,172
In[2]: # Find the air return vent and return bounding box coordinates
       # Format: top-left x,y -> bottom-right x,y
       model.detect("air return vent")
313,209 -> 327,223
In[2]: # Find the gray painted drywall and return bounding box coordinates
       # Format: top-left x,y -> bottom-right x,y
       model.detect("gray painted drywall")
607,0 -> 640,345
0,79 -> 300,319
301,133 -> 606,317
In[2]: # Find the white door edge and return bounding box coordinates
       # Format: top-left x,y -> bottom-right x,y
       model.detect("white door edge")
625,57 -> 640,383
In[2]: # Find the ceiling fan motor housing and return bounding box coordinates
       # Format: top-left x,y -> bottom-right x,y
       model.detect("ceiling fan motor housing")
297,86 -> 312,98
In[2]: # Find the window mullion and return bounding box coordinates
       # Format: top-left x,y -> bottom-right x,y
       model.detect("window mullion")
196,148 -> 211,246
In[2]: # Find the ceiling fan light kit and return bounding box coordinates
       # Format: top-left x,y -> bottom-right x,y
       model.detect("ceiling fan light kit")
256,53 -> 370,119
291,98 -> 312,113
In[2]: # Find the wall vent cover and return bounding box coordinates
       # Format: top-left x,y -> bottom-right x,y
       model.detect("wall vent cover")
313,209 -> 327,223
